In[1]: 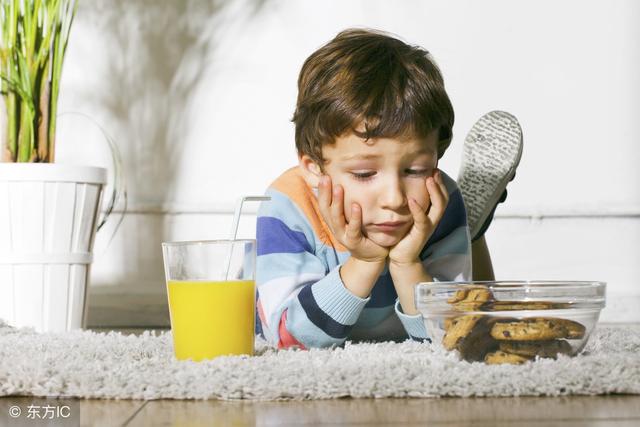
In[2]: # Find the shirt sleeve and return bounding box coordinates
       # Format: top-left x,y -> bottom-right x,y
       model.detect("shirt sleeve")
256,188 -> 370,349
394,171 -> 473,341
394,300 -> 430,341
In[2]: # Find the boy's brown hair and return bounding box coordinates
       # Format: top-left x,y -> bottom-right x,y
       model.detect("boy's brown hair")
293,28 -> 454,165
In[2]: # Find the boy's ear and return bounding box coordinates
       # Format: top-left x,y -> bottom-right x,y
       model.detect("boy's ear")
298,154 -> 323,188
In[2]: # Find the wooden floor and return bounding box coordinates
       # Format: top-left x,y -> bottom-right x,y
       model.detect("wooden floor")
1,326 -> 639,426
2,394 -> 639,426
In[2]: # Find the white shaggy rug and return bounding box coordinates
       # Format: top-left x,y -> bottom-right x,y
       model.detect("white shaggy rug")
1,320 -> 639,400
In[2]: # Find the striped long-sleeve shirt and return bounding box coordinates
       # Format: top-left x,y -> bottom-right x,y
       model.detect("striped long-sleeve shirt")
256,167 -> 471,349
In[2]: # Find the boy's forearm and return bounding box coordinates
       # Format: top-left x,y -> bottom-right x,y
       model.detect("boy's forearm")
389,261 -> 431,315
339,257 -> 386,298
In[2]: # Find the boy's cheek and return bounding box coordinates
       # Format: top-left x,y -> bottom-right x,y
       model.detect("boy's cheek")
409,190 -> 429,210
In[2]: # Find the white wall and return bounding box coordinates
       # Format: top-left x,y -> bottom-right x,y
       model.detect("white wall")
50,0 -> 639,326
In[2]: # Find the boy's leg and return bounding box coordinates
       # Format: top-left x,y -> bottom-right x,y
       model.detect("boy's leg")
457,111 -> 523,280
471,236 -> 495,280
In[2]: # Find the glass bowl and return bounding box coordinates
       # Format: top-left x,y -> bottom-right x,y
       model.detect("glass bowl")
415,281 -> 606,364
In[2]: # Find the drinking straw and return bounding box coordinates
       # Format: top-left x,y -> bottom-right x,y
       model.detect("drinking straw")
225,196 -> 270,280
229,196 -> 271,240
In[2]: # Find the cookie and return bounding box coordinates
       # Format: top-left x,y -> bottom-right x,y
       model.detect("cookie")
499,340 -> 573,359
444,317 -> 455,331
484,350 -> 532,365
484,301 -> 570,311
455,317 -> 500,362
447,289 -> 470,304
448,287 -> 493,303
451,288 -> 494,312
442,315 -> 483,350
490,318 -> 586,341
442,315 -> 500,361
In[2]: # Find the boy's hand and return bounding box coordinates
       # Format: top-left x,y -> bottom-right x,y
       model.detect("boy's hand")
318,175 -> 389,263
389,170 -> 449,266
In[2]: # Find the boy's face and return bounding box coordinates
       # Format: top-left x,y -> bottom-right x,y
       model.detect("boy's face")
302,126 -> 439,247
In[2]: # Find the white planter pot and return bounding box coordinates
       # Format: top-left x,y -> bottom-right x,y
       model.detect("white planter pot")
0,163 -> 106,332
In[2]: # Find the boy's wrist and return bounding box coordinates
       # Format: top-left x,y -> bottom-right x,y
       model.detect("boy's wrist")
388,259 -> 423,272
345,257 -> 387,278
339,257 -> 387,298
351,256 -> 387,268
389,260 -> 430,316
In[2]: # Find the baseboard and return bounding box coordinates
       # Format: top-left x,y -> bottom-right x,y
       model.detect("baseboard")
87,289 -> 170,328
86,287 -> 640,328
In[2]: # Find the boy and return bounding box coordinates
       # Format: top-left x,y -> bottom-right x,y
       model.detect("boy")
255,29 -> 517,349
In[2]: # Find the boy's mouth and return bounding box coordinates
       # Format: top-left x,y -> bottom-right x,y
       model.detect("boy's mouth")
370,221 -> 407,232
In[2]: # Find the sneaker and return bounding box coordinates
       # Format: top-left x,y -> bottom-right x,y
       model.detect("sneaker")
457,111 -> 523,241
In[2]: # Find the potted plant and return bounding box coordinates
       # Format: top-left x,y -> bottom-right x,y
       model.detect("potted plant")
0,0 -> 107,332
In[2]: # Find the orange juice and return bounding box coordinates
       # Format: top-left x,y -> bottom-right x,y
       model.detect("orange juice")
167,280 -> 255,361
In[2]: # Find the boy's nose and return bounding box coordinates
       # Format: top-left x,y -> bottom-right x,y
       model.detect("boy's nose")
379,177 -> 407,210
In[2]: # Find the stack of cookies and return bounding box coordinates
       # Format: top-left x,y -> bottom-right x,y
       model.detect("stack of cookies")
441,287 -> 585,364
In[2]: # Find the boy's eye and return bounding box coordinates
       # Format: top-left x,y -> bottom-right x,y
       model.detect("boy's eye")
350,171 -> 376,181
406,169 -> 431,176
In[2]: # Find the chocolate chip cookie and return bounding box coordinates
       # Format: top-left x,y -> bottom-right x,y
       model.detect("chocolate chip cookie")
442,315 -> 500,362
484,350 -> 532,365
483,301 -> 569,311
498,339 -> 573,359
442,315 -> 483,350
450,287 -> 494,312
490,317 -> 586,341
455,317 -> 500,362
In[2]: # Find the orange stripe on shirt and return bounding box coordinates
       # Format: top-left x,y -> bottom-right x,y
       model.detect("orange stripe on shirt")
278,310 -> 306,350
257,300 -> 267,327
270,167 -> 347,252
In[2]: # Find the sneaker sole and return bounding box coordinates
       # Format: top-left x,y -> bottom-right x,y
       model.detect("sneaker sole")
457,111 -> 523,239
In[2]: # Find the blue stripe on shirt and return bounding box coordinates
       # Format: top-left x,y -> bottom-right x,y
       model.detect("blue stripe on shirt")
257,216 -> 313,256
297,285 -> 353,339
259,188 -> 318,249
